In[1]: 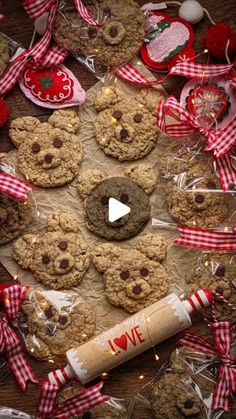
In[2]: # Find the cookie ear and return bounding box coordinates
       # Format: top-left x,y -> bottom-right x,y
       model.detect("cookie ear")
124,164 -> 157,194
77,169 -> 107,199
9,116 -> 40,148
13,234 -> 35,269
136,234 -> 167,262
135,88 -> 165,116
48,109 -> 80,134
93,86 -> 123,111
92,244 -> 121,272
47,210 -> 80,233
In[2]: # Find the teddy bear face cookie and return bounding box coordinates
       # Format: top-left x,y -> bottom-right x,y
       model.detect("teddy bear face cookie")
13,210 -> 90,289
9,110 -> 83,188
93,87 -> 162,161
77,164 -> 157,241
53,0 -> 145,68
92,234 -> 169,313
20,288 -> 95,358
0,193 -> 32,245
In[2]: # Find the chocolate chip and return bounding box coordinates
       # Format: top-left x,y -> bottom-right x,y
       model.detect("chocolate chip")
120,193 -> 128,204
58,241 -> 68,250
120,271 -> 129,280
82,412 -> 92,419
195,194 -> 204,203
134,114 -> 142,123
42,255 -> 50,264
32,143 -> 41,153
140,268 -> 149,277
109,26 -> 118,38
215,287 -> 224,295
120,128 -> 128,139
101,196 -> 109,205
133,285 -> 142,294
60,259 -> 69,269
44,154 -> 53,163
47,323 -> 55,336
44,308 -> 53,319
103,6 -> 111,16
184,399 -> 194,409
112,110 -> 122,120
53,138 -> 63,148
215,265 -> 225,277
59,315 -> 67,325
88,27 -> 97,38
207,181 -> 216,189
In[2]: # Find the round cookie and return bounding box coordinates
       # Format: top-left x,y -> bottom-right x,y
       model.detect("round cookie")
20,288 -> 95,358
150,372 -> 206,419
53,0 -> 145,68
92,234 -> 169,313
13,210 -> 90,289
165,161 -> 230,228
9,110 -> 83,188
85,177 -> 151,241
186,252 -> 236,320
0,193 -> 32,245
93,89 -> 160,161
0,33 -> 9,76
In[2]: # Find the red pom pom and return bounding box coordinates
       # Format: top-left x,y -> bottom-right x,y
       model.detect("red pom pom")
203,23 -> 236,60
0,98 -> 9,128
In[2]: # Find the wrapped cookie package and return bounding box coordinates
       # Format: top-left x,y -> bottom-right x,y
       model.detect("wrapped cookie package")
0,32 -> 25,78
53,0 -> 145,76
16,287 -> 96,361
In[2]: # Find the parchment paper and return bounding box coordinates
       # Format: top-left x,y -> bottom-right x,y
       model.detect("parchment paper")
0,60 -> 200,334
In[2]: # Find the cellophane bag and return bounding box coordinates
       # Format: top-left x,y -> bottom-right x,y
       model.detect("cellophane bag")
52,0 -> 146,77
0,32 -> 25,78
0,408 -> 32,419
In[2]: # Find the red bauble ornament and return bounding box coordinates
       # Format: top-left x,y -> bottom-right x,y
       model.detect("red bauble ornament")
203,23 -> 236,60
0,98 -> 9,128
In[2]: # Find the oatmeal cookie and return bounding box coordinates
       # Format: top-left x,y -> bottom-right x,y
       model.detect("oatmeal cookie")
9,109 -> 83,187
93,86 -> 162,161
0,193 -> 32,245
13,210 -> 90,289
0,33 -> 9,76
20,288 -> 95,358
92,234 -> 169,313
53,0 -> 145,68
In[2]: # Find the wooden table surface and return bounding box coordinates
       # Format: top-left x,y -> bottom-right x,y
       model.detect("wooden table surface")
0,1 -> 235,417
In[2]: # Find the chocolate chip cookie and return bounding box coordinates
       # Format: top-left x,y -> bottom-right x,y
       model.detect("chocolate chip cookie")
9,110 -> 83,187
92,234 -> 169,313
0,33 -> 9,76
20,288 -> 95,358
13,210 -> 90,289
53,0 -> 145,68
0,193 -> 32,245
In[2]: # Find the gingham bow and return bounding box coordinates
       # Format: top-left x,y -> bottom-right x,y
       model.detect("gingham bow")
0,284 -> 39,390
157,96 -> 236,191
0,172 -> 32,200
174,225 -> 236,250
177,322 -> 236,412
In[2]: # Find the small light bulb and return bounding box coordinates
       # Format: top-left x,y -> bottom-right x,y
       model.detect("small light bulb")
204,49 -> 208,53
155,354 -> 159,361
147,317 -> 150,323
101,372 -> 108,378
139,375 -> 144,380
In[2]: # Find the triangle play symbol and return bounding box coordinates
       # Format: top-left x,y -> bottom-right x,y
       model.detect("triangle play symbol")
108,198 -> 131,223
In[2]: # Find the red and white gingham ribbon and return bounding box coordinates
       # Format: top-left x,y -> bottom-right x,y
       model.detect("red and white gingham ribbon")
0,284 -> 39,390
38,364 -> 109,419
0,172 -> 32,200
157,96 -> 236,191
177,322 -> 236,412
174,225 -> 236,250
114,63 -> 168,85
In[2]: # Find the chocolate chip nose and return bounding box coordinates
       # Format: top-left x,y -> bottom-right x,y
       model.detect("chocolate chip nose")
195,194 -> 204,203
133,285 -> 142,295
120,128 -> 129,140
60,259 -> 69,269
44,154 -> 53,163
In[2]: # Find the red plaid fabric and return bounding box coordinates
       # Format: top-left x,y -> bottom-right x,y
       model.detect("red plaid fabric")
74,0 -> 102,27
115,63 -> 168,85
39,43 -> 69,67
0,173 -> 32,200
177,322 -> 236,412
216,154 -> 236,192
205,116 -> 236,156
170,61 -> 233,78
2,284 -> 29,320
174,225 -> 236,250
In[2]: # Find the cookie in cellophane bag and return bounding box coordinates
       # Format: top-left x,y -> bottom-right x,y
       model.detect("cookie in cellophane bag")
0,407 -> 32,418
17,287 -> 96,360
53,0 -> 145,74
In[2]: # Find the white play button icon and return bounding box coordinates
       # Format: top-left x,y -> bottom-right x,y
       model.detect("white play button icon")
108,198 -> 131,222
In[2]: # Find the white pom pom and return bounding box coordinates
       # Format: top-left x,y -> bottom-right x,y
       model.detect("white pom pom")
34,12 -> 49,35
178,0 -> 204,24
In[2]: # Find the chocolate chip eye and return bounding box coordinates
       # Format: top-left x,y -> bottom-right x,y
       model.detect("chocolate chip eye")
120,193 -> 129,204
58,241 -> 68,250
120,270 -> 130,280
184,400 -> 194,409
195,194 -> 204,203
112,110 -> 122,120
101,196 -> 109,205
53,138 -> 63,148
42,255 -> 50,264
88,27 -> 97,38
32,143 -> 41,153
59,315 -> 67,325
134,113 -> 142,123
44,308 -> 53,319
140,267 -> 149,277
215,265 -> 225,277
103,6 -> 111,17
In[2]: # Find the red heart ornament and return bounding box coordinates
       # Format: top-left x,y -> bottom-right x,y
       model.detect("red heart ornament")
140,12 -> 194,70
114,335 -> 128,351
